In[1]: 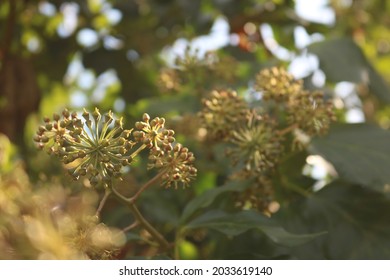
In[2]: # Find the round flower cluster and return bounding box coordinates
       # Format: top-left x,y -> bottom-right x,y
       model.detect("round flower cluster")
227,112 -> 283,175
34,108 -> 197,189
133,113 -> 175,150
255,66 -> 335,138
198,90 -> 248,140
255,67 -> 303,102
287,90 -> 336,136
148,144 -> 197,189
132,113 -> 197,188
34,108 -> 134,187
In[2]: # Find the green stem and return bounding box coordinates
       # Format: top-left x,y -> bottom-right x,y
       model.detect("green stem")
278,123 -> 298,136
122,221 -> 139,233
129,203 -> 170,249
130,171 -> 165,202
95,188 -> 111,218
130,144 -> 147,159
174,230 -> 184,260
111,184 -> 171,251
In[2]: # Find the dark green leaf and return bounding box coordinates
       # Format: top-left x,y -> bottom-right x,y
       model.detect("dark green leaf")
185,210 -> 325,247
180,179 -> 253,224
275,151 -> 316,198
276,181 -> 390,259
310,123 -> 390,190
309,38 -> 390,103
130,94 -> 199,118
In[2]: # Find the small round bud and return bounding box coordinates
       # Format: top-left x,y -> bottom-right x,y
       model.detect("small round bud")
150,119 -> 157,127
142,113 -> 150,122
135,122 -> 146,130
53,113 -> 60,121
45,123 -> 53,131
62,109 -> 70,118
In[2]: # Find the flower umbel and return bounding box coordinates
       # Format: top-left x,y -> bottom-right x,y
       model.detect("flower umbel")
287,90 -> 335,136
148,144 -> 197,189
227,111 -> 283,175
198,89 -> 248,140
133,113 -> 176,150
35,109 -> 197,190
34,108 -> 135,187
255,67 -> 303,102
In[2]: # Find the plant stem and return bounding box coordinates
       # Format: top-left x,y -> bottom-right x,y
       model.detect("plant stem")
95,189 -> 111,218
122,221 -> 139,233
174,230 -> 184,260
278,123 -> 298,136
129,203 -> 170,249
130,171 -> 165,203
111,184 -> 171,251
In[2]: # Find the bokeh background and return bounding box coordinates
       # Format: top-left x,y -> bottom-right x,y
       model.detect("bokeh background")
1,0 -> 390,259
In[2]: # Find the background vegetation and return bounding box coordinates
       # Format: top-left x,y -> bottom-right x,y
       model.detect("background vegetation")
1,0 -> 390,259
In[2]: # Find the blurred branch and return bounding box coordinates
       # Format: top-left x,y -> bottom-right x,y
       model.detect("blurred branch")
1,0 -> 17,59
95,189 -> 111,218
111,183 -> 171,251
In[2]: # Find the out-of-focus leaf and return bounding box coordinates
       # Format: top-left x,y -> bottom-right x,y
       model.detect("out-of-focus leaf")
275,151 -> 316,198
310,123 -> 390,191
180,179 -> 253,224
276,181 -> 390,259
185,210 -> 325,247
130,95 -> 199,118
0,134 -> 17,173
192,171 -> 217,195
309,38 -> 390,103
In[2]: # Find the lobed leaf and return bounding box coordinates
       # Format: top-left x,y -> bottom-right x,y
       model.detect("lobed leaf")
185,210 -> 326,247
310,123 -> 390,191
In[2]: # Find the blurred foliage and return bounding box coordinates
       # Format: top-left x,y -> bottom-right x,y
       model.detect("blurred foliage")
1,0 -> 390,259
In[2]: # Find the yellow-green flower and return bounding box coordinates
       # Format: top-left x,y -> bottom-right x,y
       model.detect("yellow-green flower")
34,108 -> 134,187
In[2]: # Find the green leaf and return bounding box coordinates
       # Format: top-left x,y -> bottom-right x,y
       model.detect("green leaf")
130,94 -> 199,118
276,181 -> 390,259
308,38 -> 390,103
275,151 -> 316,198
310,123 -> 390,190
180,179 -> 253,224
185,210 -> 325,247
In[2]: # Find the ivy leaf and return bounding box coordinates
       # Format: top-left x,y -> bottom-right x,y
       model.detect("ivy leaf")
309,38 -> 390,103
185,210 -> 326,247
130,94 -> 199,117
310,123 -> 390,191
180,179 -> 253,224
276,181 -> 390,259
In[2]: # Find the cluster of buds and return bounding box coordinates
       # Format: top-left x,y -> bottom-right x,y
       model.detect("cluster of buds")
159,68 -> 181,92
198,90 -> 248,140
158,47 -> 238,95
133,113 -> 175,150
133,113 -> 197,188
34,109 -> 197,190
227,112 -> 283,175
148,144 -> 197,189
255,66 -> 335,138
199,90 -> 283,177
255,66 -> 303,102
233,176 -> 274,213
197,66 -> 336,213
34,108 -> 134,188
287,90 -> 336,136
